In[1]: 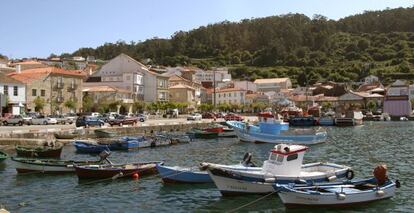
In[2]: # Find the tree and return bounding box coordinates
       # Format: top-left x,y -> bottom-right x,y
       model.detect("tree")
133,101 -> 146,113
366,100 -> 377,112
82,94 -> 94,112
199,103 -> 213,112
64,99 -> 76,112
33,97 -> 46,112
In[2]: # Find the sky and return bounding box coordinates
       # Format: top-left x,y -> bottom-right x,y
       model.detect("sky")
0,0 -> 413,59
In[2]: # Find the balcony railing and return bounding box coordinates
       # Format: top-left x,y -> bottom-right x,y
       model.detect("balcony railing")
68,83 -> 77,91
55,82 -> 64,90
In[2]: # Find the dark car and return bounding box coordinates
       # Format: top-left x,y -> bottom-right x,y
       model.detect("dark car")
108,115 -> 138,126
75,116 -> 105,127
224,113 -> 244,121
202,112 -> 216,119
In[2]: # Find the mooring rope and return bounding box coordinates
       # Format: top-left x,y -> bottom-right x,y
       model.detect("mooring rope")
226,191 -> 278,213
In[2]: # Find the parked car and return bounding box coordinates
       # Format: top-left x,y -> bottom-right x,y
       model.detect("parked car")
136,114 -> 148,122
3,115 -> 26,126
31,115 -> 58,125
101,113 -> 119,123
64,113 -> 78,121
90,112 -> 102,117
49,115 -> 75,124
187,113 -> 202,121
75,116 -> 105,127
202,112 -> 216,119
215,112 -> 226,118
108,115 -> 138,126
224,113 -> 244,121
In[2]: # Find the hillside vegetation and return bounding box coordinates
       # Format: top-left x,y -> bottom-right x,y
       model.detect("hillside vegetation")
69,7 -> 414,86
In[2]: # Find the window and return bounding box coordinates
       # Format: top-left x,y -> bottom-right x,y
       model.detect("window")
41,90 -> 46,97
13,86 -> 18,96
229,93 -> 231,97
277,155 -> 284,162
270,153 -> 278,161
218,94 -> 221,98
224,93 -> 226,98
32,89 -> 37,96
287,154 -> 298,161
3,85 -> 8,95
126,75 -> 131,81
240,92 -> 243,97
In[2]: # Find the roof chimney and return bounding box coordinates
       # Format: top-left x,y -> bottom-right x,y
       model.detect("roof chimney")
16,64 -> 21,73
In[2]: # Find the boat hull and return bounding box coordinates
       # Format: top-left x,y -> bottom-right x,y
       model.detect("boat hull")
16,146 -> 63,158
94,130 -> 117,138
278,181 -> 396,208
12,157 -> 102,174
0,151 -> 7,162
74,141 -> 110,154
157,164 -> 212,184
206,162 -> 350,195
75,163 -> 159,179
54,132 -> 77,139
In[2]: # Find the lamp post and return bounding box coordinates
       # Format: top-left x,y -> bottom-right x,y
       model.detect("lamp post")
213,69 -> 216,109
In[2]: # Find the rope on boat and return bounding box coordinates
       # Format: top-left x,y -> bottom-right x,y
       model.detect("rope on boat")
226,191 -> 278,213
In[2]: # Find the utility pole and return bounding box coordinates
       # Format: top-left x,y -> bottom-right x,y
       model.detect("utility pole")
213,69 -> 216,109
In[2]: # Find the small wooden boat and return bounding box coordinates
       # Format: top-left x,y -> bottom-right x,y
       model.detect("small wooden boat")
94,129 -> 117,138
11,156 -> 108,174
16,144 -> 63,158
156,164 -> 213,184
74,161 -> 162,179
106,136 -> 149,150
0,151 -> 8,162
54,131 -> 78,139
276,165 -> 399,208
163,133 -> 192,143
74,140 -> 110,154
318,116 -> 335,126
187,129 -> 219,139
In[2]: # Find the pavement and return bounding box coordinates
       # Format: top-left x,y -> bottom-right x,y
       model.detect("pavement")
0,116 -> 258,134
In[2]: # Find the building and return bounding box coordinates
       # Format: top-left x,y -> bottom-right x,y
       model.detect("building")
82,85 -> 133,114
168,74 -> 202,105
338,91 -> 384,111
217,80 -> 257,92
215,88 -> 247,105
312,82 -> 347,97
169,84 -> 196,109
254,78 -> 292,93
364,75 -> 379,84
194,67 -> 232,88
8,67 -> 85,114
9,60 -> 48,71
384,80 -> 411,117
0,72 -> 26,115
90,53 -> 168,102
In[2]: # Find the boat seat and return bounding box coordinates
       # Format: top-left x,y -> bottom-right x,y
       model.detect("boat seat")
324,187 -> 362,194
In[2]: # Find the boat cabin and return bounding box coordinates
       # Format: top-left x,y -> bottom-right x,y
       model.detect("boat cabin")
262,144 -> 308,176
257,112 -> 289,134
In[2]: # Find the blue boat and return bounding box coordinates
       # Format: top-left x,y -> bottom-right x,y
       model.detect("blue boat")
73,141 -> 110,154
289,116 -> 316,126
108,136 -> 148,150
227,113 -> 327,144
156,164 -> 213,184
318,116 -> 335,126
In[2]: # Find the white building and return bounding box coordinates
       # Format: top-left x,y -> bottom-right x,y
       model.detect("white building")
215,88 -> 247,105
217,80 -> 257,92
254,78 -> 292,93
194,67 -> 232,83
0,72 -> 26,115
364,75 -> 379,84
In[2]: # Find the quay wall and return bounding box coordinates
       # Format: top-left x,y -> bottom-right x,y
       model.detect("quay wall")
0,121 -> 211,146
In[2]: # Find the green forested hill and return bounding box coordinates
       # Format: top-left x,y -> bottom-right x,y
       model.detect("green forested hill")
69,7 -> 414,86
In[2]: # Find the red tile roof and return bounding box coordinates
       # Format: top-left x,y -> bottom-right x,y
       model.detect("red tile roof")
8,67 -> 86,83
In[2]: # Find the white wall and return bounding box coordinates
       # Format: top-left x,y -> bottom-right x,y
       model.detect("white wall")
0,83 -> 26,104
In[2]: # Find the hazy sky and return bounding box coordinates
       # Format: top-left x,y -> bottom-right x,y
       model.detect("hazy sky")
0,0 -> 413,58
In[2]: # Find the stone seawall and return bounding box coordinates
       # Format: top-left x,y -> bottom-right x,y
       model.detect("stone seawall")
0,121 -> 212,146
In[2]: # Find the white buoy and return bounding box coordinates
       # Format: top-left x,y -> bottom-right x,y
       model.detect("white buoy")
337,193 -> 346,200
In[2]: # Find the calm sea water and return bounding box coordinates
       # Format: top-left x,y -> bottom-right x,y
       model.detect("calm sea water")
0,121 -> 413,212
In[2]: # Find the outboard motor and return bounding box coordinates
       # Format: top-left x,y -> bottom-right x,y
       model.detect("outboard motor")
99,150 -> 112,164
373,164 -> 388,186
241,152 -> 255,167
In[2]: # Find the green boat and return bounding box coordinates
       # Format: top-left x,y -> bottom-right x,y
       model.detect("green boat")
94,129 -> 117,138
0,151 -> 8,162
187,129 -> 219,139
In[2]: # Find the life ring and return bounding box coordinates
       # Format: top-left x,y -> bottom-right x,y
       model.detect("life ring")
345,170 -> 354,180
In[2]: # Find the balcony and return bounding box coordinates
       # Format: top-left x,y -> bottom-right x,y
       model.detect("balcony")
56,96 -> 64,103
55,82 -> 64,90
68,83 -> 78,91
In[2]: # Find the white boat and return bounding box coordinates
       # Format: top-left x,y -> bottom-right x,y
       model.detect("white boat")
203,144 -> 352,195
276,165 -> 399,208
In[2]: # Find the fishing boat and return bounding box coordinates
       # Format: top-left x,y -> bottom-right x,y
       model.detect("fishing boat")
276,165 -> 399,208
187,129 -> 219,139
202,144 -> 352,195
335,111 -> 363,127
226,113 -> 326,144
203,123 -> 236,137
11,151 -> 111,174
54,131 -> 78,139
319,116 -> 335,126
157,153 -> 260,184
74,140 -> 110,154
106,136 -> 149,150
16,143 -> 63,158
94,129 -> 117,138
0,151 -> 8,162
74,161 -> 161,179
162,132 -> 192,143
289,116 -> 317,126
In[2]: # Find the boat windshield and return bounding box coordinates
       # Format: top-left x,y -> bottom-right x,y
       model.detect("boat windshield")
269,153 -> 284,163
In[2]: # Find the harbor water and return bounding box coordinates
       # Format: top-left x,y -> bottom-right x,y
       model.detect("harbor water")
0,121 -> 413,212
